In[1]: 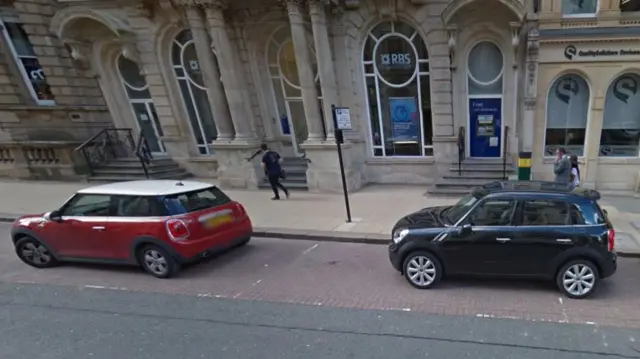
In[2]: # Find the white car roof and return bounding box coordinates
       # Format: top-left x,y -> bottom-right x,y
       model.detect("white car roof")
77,180 -> 214,196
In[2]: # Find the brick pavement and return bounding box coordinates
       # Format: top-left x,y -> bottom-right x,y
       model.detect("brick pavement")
0,179 -> 639,254
1,229 -> 639,329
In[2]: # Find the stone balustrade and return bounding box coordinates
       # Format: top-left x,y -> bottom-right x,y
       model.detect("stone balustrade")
0,141 -> 88,180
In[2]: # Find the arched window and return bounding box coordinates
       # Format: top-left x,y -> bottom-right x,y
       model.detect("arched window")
600,73 -> 640,157
467,41 -> 504,158
172,30 -> 217,155
116,55 -> 165,154
544,74 -> 589,156
267,25 -> 321,156
363,21 -> 432,157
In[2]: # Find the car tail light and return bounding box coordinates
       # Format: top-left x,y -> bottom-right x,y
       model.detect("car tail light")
607,229 -> 615,252
166,219 -> 190,241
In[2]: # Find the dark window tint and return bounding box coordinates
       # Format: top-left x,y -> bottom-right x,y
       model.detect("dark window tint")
115,196 -> 166,217
61,194 -> 112,217
163,187 -> 231,214
522,200 -> 569,226
467,199 -> 517,226
569,204 -> 586,225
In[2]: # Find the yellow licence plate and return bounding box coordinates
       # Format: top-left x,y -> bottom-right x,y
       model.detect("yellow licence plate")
205,215 -> 232,228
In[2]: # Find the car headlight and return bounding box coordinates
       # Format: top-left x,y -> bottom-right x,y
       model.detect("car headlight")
392,228 -> 410,244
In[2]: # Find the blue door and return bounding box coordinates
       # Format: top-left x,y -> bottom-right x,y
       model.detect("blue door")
469,98 -> 502,158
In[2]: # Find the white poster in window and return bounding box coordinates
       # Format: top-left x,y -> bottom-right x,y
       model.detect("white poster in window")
139,113 -> 149,121
489,137 -> 499,147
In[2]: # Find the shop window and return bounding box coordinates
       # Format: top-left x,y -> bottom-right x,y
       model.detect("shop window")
0,18 -> 54,105
171,29 -> 218,155
544,74 -> 589,156
621,0 -> 640,12
267,25 -> 321,157
363,21 -> 433,157
599,73 -> 640,157
562,0 -> 598,16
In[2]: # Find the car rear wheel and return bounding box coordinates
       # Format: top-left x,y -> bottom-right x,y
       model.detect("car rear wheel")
556,259 -> 599,299
15,237 -> 59,269
138,245 -> 180,279
402,251 -> 442,289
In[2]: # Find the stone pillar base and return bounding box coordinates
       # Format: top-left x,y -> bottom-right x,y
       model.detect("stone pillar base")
300,140 -> 364,193
432,136 -> 458,179
211,140 -> 263,190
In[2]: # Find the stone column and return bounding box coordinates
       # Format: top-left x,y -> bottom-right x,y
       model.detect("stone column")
183,5 -> 234,141
204,0 -> 257,142
522,29 -> 540,153
285,0 -> 325,142
582,94 -> 605,188
308,0 -> 338,141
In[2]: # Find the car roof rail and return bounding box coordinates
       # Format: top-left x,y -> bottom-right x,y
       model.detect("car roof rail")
477,181 -> 601,200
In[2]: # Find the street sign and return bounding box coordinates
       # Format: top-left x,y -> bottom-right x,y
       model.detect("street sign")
334,107 -> 352,130
331,104 -> 352,223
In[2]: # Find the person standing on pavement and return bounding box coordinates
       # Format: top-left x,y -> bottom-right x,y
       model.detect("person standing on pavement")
553,147 -> 571,184
261,143 -> 289,200
570,155 -> 580,188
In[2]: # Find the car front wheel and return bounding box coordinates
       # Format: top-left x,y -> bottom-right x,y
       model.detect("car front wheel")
15,237 -> 59,269
556,259 -> 600,299
402,251 -> 442,289
138,245 -> 180,279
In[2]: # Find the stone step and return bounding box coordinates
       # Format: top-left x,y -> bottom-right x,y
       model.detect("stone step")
262,174 -> 307,183
448,166 -> 515,173
88,171 -> 191,182
443,173 -> 510,180
435,178 -> 496,187
92,166 -> 184,177
450,158 -> 513,165
258,181 -> 309,190
427,187 -> 471,196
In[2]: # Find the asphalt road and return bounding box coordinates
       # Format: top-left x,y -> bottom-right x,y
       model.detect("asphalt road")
2,224 -> 640,329
1,282 -> 639,359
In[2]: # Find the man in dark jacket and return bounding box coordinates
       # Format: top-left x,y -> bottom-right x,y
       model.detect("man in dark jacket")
554,147 -> 571,184
261,143 -> 289,200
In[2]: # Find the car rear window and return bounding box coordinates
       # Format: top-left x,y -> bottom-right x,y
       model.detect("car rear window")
594,202 -> 608,225
163,187 -> 231,215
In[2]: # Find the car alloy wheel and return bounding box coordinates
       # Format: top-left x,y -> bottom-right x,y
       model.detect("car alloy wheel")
143,249 -> 169,276
138,245 -> 179,279
402,251 -> 442,289
15,237 -> 58,269
557,259 -> 599,299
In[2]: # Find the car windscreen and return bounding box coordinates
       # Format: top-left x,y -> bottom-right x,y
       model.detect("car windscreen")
443,193 -> 480,224
162,187 -> 231,215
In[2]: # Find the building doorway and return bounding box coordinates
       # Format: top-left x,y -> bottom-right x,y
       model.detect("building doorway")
467,41 -> 504,158
116,55 -> 166,155
267,25 -> 322,157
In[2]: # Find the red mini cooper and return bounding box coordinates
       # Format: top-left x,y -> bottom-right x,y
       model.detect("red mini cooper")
11,180 -> 253,278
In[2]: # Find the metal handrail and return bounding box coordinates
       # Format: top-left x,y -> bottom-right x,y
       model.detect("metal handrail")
457,126 -> 465,176
135,132 -> 153,178
503,126 -> 510,180
75,128 -> 149,177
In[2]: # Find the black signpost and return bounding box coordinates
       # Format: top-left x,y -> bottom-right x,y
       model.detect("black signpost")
331,104 -> 352,223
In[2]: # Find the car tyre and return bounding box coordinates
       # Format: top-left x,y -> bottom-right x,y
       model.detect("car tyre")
402,251 -> 442,289
236,237 -> 251,247
556,259 -> 600,299
138,245 -> 180,279
15,236 -> 59,269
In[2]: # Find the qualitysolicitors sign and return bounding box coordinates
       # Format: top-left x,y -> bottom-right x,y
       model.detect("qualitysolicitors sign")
540,43 -> 640,63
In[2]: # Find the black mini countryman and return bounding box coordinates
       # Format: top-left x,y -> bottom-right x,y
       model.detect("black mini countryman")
388,181 -> 617,299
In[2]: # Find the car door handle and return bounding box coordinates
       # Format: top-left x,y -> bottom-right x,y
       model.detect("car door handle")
556,238 -> 572,243
496,237 -> 511,242
92,226 -> 105,231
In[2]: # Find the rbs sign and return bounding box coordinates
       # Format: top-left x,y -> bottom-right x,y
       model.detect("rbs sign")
378,53 -> 412,69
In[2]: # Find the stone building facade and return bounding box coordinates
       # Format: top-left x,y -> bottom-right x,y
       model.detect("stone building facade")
0,0 -> 638,191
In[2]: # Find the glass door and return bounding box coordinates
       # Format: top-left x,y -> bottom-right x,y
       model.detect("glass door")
131,101 -> 166,155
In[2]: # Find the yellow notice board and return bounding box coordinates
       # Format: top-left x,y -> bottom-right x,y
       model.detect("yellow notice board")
518,158 -> 531,168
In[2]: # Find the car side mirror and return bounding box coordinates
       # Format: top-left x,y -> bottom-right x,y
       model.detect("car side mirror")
459,224 -> 473,236
46,210 -> 62,222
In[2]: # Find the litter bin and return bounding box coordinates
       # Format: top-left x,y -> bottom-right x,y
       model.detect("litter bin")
517,151 -> 532,181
